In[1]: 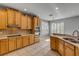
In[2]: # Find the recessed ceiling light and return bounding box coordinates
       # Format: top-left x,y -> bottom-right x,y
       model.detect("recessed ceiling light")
24,8 -> 27,11
56,7 -> 59,10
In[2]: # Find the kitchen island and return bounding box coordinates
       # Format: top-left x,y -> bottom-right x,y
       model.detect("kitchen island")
50,34 -> 79,56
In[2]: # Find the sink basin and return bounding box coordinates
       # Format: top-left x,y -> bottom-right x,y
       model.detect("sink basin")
63,38 -> 74,41
63,38 -> 79,43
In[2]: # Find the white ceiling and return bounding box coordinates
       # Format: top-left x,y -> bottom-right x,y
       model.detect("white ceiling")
1,3 -> 79,21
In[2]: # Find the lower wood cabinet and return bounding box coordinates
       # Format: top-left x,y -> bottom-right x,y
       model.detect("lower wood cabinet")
64,42 -> 75,56
50,36 -> 59,50
50,36 -> 76,56
55,38 -> 59,51
50,36 -> 56,50
58,39 -> 64,55
16,36 -> 23,49
29,35 -> 35,45
75,47 -> 79,56
0,39 -> 8,55
22,36 -> 29,47
8,37 -> 17,51
0,34 -> 36,55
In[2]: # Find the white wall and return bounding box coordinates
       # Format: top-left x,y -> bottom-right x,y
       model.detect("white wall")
50,16 -> 79,35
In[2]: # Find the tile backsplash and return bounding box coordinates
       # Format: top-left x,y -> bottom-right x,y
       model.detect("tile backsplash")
0,29 -> 32,35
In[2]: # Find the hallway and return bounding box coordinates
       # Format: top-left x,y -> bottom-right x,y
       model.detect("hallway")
4,36 -> 59,56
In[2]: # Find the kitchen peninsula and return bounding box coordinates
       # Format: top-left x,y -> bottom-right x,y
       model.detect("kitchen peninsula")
50,33 -> 79,56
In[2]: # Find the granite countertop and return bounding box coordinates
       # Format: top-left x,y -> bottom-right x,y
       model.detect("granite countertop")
50,34 -> 79,48
0,33 -> 34,39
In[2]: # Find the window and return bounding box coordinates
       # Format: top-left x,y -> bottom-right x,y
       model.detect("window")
51,22 -> 64,34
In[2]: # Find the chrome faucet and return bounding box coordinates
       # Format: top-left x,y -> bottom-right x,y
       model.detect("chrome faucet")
72,30 -> 79,40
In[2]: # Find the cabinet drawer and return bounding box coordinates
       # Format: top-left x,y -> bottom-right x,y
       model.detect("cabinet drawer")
65,42 -> 74,49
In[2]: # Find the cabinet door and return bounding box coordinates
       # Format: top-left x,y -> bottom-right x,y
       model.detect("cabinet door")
8,37 -> 16,51
16,36 -> 22,49
27,16 -> 32,29
65,42 -> 75,56
0,39 -> 8,55
15,11 -> 21,27
0,9 -> 7,29
58,40 -> 64,55
50,36 -> 56,50
7,9 -> 15,25
21,15 -> 28,29
33,17 -> 38,27
22,36 -> 29,47
65,46 -> 74,56
29,35 -> 35,45
76,47 -> 79,56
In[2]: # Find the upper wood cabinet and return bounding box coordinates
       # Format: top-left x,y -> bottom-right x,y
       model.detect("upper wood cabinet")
0,39 -> 8,55
33,16 -> 40,27
0,9 -> 7,29
15,11 -> 21,27
21,15 -> 32,29
27,16 -> 32,29
21,15 -> 28,29
7,8 -> 15,25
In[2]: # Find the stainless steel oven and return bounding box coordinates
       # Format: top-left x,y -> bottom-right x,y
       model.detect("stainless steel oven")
34,26 -> 40,42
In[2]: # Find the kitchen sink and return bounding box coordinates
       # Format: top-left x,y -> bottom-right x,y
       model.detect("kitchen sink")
63,38 -> 79,43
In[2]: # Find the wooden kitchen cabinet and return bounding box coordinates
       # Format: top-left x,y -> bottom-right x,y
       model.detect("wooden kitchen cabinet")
22,36 -> 29,47
29,34 -> 35,45
15,11 -> 21,27
75,47 -> 79,56
7,8 -> 15,25
0,39 -> 8,55
21,15 -> 28,29
27,16 -> 32,29
32,16 -> 40,33
8,37 -> 16,51
16,36 -> 23,49
33,17 -> 38,27
50,36 -> 56,50
58,39 -> 65,55
55,38 -> 59,51
50,36 -> 57,50
65,42 -> 75,56
0,9 -> 7,29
